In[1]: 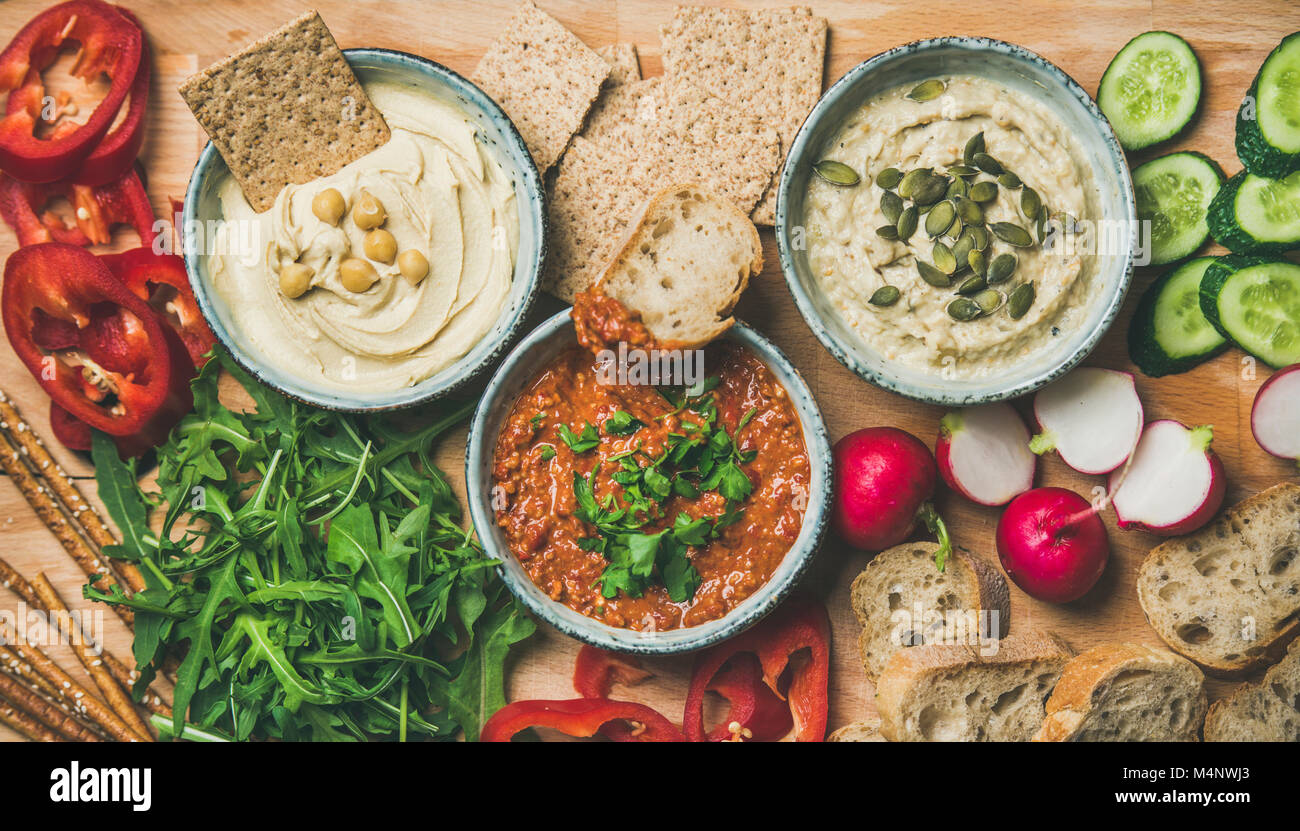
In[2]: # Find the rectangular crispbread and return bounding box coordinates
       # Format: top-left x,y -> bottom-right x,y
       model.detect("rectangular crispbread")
178,10 -> 391,213
596,43 -> 641,86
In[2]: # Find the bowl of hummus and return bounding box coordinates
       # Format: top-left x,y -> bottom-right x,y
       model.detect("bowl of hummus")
182,49 -> 545,410
776,37 -> 1136,405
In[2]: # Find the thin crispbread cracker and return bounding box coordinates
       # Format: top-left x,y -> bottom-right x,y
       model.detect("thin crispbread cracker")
178,10 -> 390,213
596,43 -> 641,86
472,1 -> 610,173
660,5 -> 827,225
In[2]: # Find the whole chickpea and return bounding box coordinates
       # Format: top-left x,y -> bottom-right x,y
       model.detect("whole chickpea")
397,249 -> 430,284
351,189 -> 386,230
339,257 -> 378,292
278,262 -> 314,298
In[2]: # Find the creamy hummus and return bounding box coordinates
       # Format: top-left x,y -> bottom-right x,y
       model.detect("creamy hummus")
211,82 -> 518,393
803,76 -> 1096,377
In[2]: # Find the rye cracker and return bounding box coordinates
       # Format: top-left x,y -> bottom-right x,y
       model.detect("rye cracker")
178,10 -> 390,213
472,1 -> 610,173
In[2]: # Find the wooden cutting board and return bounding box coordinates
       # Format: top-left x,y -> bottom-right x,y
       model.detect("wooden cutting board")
1,0 -> 1296,741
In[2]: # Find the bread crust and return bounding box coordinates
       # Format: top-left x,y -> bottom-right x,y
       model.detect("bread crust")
1203,636 -> 1300,741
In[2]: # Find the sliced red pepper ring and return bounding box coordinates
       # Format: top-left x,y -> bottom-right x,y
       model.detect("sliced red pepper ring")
101,246 -> 215,367
0,166 -> 157,248
481,698 -> 685,743
0,0 -> 143,182
687,652 -> 793,742
572,645 -> 655,742
68,9 -> 149,186
2,242 -> 192,451
49,400 -> 91,451
683,595 -> 831,742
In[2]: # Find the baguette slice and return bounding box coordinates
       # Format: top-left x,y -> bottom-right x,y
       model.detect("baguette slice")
1034,643 -> 1207,742
1204,637 -> 1300,741
850,542 -> 1010,682
828,715 -> 887,742
595,184 -> 762,348
1137,483 -> 1300,676
875,632 -> 1073,742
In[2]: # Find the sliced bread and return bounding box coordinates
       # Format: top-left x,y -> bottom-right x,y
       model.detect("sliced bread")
1204,637 -> 1300,741
595,184 -> 762,348
850,542 -> 1010,682
1034,643 -> 1207,742
875,632 -> 1073,742
827,716 -> 887,742
1136,483 -> 1300,676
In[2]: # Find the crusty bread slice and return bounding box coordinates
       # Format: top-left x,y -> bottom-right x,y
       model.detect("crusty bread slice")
594,184 -> 762,348
828,716 -> 887,742
1136,483 -> 1300,677
875,632 -> 1073,742
1204,637 -> 1300,741
850,542 -> 1010,682
1034,643 -> 1207,742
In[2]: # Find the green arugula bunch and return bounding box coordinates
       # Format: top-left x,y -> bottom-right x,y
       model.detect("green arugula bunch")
89,352 -> 533,741
558,380 -> 757,604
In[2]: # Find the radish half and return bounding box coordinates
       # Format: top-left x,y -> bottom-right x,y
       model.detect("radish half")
1109,420 -> 1226,536
936,403 -> 1036,506
1029,367 -> 1144,474
1252,365 -> 1300,462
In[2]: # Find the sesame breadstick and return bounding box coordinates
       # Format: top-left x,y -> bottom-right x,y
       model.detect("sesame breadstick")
0,699 -> 62,741
0,671 -> 103,741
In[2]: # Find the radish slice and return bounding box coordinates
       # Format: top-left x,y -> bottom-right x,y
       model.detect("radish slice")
1109,420 -> 1226,536
1252,365 -> 1300,461
1030,367 -> 1144,474
936,403 -> 1036,506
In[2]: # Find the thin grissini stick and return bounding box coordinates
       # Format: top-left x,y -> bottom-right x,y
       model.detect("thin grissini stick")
0,699 -> 62,742
0,619 -> 144,742
0,657 -> 110,741
0,555 -> 39,607
0,392 -> 146,594
0,432 -> 134,626
30,573 -> 152,741
0,671 -> 103,742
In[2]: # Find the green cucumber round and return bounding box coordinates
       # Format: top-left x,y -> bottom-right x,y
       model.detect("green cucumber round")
1099,31 -> 1202,151
1237,31 -> 1300,178
1129,257 -> 1227,376
1200,255 -> 1300,368
1207,169 -> 1300,254
1133,152 -> 1223,266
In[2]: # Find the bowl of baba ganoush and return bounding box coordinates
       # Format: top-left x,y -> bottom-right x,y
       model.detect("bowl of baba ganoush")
183,48 -> 545,411
776,37 -> 1137,405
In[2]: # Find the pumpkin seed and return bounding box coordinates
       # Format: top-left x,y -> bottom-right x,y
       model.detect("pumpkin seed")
955,196 -> 984,226
948,164 -> 979,178
925,200 -> 957,237
957,275 -> 987,295
1007,282 -> 1036,320
945,177 -> 968,199
813,159 -> 860,186
911,174 -> 949,206
968,248 -> 988,277
932,241 -> 957,274
997,171 -> 1022,189
988,252 -> 1017,284
963,132 -> 985,165
898,168 -> 930,199
907,79 -> 946,102
947,297 -> 983,321
952,230 -> 975,267
974,289 -> 1004,314
972,152 -> 1003,175
991,221 -> 1034,247
896,206 -> 918,241
877,225 -> 900,241
1036,204 -> 1050,243
969,225 -> 990,250
1020,186 -> 1042,221
869,286 -> 901,306
969,180 -> 998,203
880,190 -> 904,224
876,167 -> 903,190
917,260 -> 952,288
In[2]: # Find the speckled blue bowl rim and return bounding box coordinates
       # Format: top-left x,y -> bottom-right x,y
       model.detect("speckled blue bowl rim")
182,48 -> 546,412
465,310 -> 832,655
775,36 -> 1136,407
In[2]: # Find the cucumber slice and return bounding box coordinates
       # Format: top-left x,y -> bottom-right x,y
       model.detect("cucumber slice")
1207,169 -> 1300,254
1133,152 -> 1222,266
1200,255 -> 1300,368
1099,31 -> 1202,151
1129,258 -> 1227,376
1237,32 -> 1300,178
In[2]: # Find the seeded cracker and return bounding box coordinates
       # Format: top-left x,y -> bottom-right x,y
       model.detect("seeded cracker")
660,6 -> 828,225
472,1 -> 610,173
596,43 -> 642,86
178,11 -> 390,213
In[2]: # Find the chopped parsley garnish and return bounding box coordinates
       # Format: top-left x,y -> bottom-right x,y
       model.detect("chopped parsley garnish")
538,444 -> 556,461
558,421 -> 600,452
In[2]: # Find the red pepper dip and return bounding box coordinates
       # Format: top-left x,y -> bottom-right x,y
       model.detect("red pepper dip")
491,308 -> 811,631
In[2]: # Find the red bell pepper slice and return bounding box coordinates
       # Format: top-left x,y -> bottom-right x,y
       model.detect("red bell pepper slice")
481,698 -> 685,743
66,9 -> 149,186
101,246 -> 215,367
688,652 -> 794,742
572,645 -> 655,742
0,166 -> 157,248
2,242 -> 192,451
683,595 -> 831,742
49,400 -> 91,451
0,0 -> 143,182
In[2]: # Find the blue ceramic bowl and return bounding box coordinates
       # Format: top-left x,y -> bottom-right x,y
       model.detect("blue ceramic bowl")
465,311 -> 833,654
776,37 -> 1136,406
182,48 -> 545,411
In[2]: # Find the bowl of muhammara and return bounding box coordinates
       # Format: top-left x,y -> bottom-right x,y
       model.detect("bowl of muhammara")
465,310 -> 832,654
776,37 -> 1136,406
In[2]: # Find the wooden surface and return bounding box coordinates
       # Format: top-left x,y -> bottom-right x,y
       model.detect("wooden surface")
1,0 -> 1297,741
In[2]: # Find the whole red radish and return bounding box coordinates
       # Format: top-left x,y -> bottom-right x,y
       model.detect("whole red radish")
833,427 -> 951,567
996,487 -> 1109,603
